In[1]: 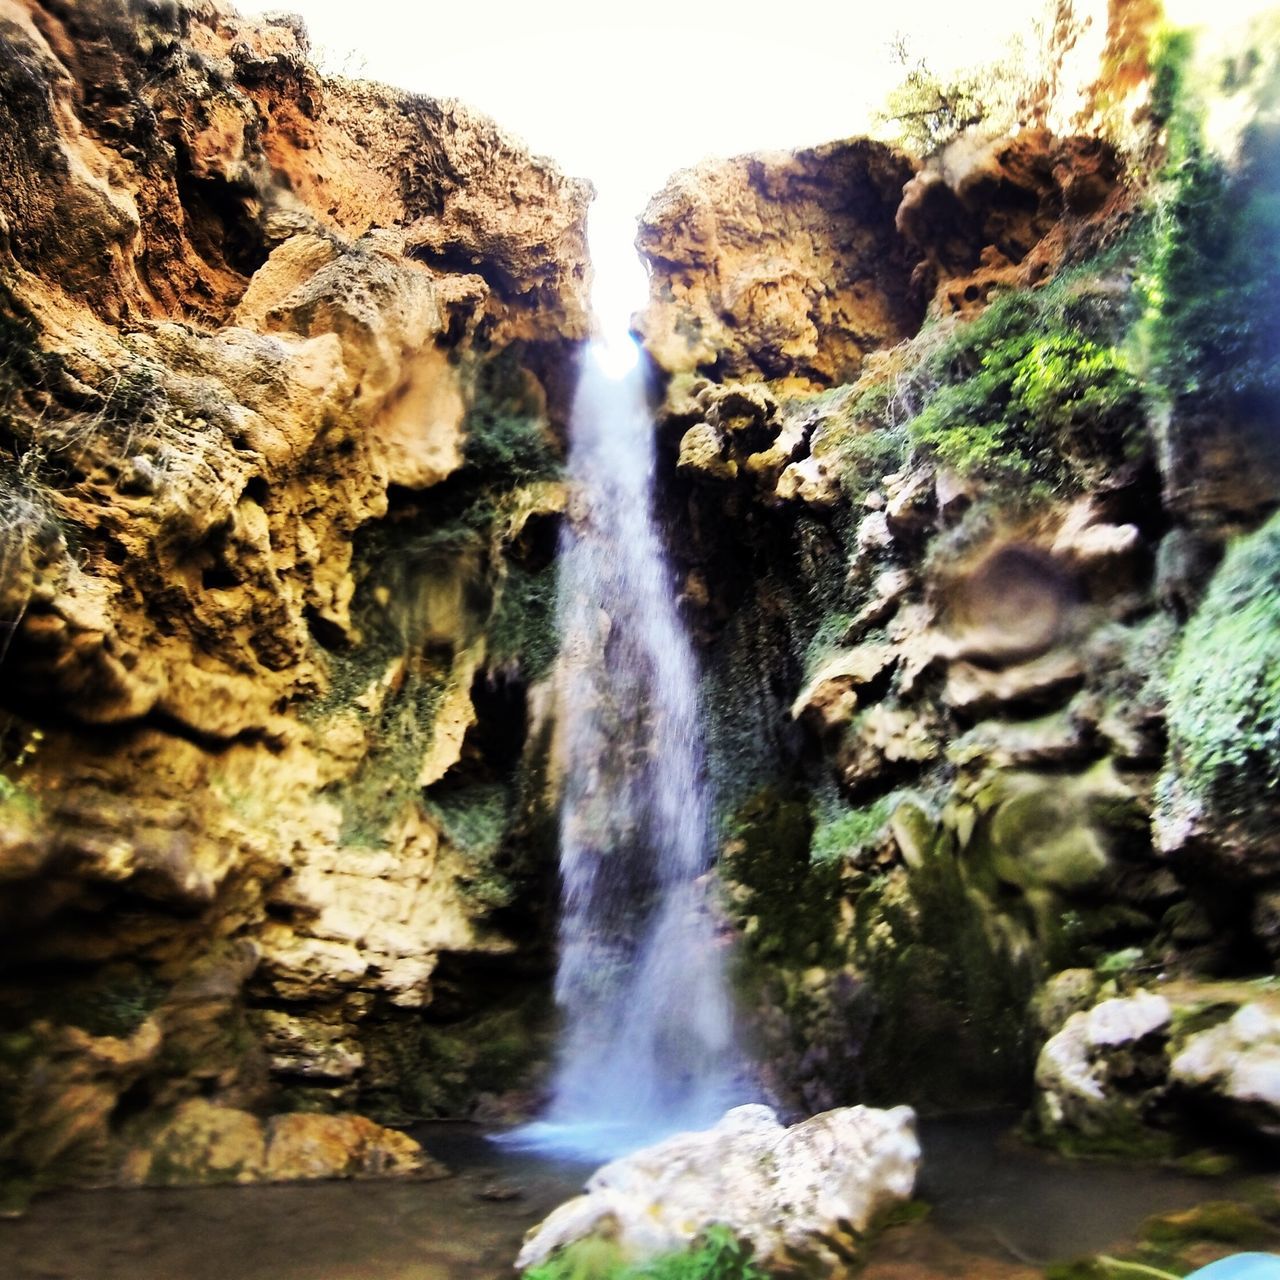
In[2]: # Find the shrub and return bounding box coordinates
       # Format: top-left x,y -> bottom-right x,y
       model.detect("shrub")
908,327 -> 1141,489
525,1226 -> 765,1280
1159,509 -> 1280,832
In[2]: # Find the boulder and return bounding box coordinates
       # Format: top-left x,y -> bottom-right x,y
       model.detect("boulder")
1171,1003 -> 1280,1138
1035,990 -> 1172,1138
516,1103 -> 920,1273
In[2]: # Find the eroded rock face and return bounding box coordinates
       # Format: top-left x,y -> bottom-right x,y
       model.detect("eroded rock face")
516,1104 -> 920,1275
0,0 -> 587,1189
637,19 -> 1280,1142
636,141 -> 921,389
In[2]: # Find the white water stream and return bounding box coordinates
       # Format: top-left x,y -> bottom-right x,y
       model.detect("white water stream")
504,211 -> 750,1160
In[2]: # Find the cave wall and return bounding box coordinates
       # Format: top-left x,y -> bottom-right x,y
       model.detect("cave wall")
639,5 -> 1280,1152
0,0 -> 589,1193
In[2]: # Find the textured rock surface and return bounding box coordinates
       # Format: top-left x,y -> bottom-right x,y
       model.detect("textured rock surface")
637,126 -> 1127,393
1035,981 -> 1280,1149
516,1103 -> 920,1273
0,0 -> 587,1189
636,141 -> 921,389
638,9 -> 1280,1147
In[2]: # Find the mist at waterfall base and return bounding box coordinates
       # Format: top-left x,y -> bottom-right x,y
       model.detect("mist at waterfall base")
498,238 -> 751,1159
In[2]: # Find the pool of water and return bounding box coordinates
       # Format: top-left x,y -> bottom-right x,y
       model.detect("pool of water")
0,1114 -> 1270,1280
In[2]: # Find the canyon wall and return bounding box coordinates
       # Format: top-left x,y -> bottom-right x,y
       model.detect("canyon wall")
0,0 -> 588,1195
638,3 -> 1280,1154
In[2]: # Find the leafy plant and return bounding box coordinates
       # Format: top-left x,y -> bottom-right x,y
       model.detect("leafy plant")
1159,509 -> 1280,830
525,1226 -> 766,1280
907,325 -> 1142,490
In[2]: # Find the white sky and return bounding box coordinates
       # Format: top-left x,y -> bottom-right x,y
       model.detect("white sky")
236,0 -> 1041,330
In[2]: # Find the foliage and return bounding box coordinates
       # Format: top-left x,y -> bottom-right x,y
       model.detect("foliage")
1136,26 -> 1280,412
876,34 -> 1031,155
525,1226 -> 766,1280
487,559 -> 559,681
1160,510 -> 1280,831
907,323 -> 1143,491
810,796 -> 893,866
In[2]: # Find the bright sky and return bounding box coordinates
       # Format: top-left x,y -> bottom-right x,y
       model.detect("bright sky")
236,0 -> 1040,331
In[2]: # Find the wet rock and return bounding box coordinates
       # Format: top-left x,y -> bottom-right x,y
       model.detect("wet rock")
516,1103 -> 919,1273
677,423 -> 737,483
791,646 -> 898,735
944,651 -> 1085,717
1035,991 -> 1172,1137
1171,1004 -> 1280,1138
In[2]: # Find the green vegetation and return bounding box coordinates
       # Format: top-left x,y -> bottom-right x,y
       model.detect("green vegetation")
1160,509 -> 1280,831
725,785 -> 839,966
360,989 -> 553,1123
525,1227 -> 765,1280
1137,25 -> 1280,413
876,35 -> 1030,155
809,796 -> 893,865
487,559 -> 559,681
905,301 -> 1143,491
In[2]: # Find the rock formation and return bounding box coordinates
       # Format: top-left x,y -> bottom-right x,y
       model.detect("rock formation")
517,1103 -> 920,1276
638,2 -> 1280,1160
0,0 -> 588,1194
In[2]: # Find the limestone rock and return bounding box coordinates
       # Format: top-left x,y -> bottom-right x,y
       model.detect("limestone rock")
792,647 -> 897,735
119,1100 -> 436,1185
0,0 -> 585,1187
945,650 -> 1085,717
516,1104 -> 920,1273
1035,991 -> 1171,1136
1171,1004 -> 1280,1138
637,142 -> 921,388
677,423 -> 737,483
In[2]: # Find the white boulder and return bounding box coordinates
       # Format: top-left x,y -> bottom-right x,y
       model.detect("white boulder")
1171,1002 -> 1280,1137
516,1103 -> 920,1272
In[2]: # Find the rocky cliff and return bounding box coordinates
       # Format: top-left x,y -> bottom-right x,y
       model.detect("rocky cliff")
639,4 -> 1280,1156
0,0 -> 589,1196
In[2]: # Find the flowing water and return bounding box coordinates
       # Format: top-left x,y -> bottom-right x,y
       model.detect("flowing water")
504,335 -> 749,1160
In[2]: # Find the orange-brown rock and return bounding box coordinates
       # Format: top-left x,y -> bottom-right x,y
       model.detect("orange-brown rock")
0,0 -> 587,1191
636,140 -> 922,390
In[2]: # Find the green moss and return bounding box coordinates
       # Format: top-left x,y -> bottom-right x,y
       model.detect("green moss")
426,780 -> 519,908
1143,1200 -> 1280,1249
810,796 -> 893,866
487,558 -> 559,681
43,969 -> 165,1039
724,785 -> 838,966
525,1226 -> 765,1280
360,989 -> 553,1123
1159,510 -> 1280,834
851,829 -> 1038,1109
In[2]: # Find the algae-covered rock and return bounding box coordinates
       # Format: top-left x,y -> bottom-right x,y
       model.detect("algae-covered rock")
1034,990 -> 1172,1146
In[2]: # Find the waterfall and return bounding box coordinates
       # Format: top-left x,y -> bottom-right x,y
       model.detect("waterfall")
502,325 -> 749,1160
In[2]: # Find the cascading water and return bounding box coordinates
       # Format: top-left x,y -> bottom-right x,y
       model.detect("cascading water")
504,211 -> 749,1160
